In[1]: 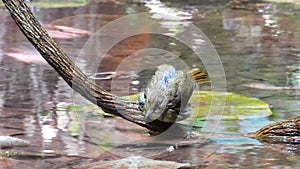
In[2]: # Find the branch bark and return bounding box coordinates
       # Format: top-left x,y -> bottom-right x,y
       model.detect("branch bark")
253,116 -> 300,138
2,0 -> 164,131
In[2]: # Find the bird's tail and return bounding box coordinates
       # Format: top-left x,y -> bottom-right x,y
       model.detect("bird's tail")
187,68 -> 210,84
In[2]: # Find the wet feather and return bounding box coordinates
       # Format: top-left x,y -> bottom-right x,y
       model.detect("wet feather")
139,64 -> 209,123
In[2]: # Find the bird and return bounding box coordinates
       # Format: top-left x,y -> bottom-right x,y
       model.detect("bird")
138,64 -> 209,124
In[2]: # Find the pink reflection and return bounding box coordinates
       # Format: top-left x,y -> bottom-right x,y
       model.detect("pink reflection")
46,25 -> 90,39
5,48 -> 46,64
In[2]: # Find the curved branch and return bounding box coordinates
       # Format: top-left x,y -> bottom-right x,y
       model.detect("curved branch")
253,116 -> 300,138
2,0 -> 161,131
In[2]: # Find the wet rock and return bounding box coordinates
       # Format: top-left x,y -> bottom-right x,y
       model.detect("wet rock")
75,156 -> 191,169
0,136 -> 29,148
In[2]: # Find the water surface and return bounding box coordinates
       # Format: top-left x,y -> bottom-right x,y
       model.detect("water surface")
0,0 -> 300,168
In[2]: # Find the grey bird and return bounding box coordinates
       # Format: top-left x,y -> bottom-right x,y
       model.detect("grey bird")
138,64 -> 209,124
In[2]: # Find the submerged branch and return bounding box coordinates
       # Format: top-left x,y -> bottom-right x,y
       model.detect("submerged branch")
2,0 -> 164,131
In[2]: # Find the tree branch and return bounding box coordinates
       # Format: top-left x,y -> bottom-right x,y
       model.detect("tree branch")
2,0 -> 163,131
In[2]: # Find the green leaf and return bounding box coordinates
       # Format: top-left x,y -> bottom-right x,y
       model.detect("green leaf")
189,91 -> 272,120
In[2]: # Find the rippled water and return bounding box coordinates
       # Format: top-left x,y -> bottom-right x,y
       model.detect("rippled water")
0,0 -> 300,168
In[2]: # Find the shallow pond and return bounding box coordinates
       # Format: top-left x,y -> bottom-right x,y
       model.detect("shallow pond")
0,0 -> 300,168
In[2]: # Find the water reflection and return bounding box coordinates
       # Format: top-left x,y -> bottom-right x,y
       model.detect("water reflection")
144,0 -> 193,37
0,4 -> 96,164
0,0 -> 300,168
